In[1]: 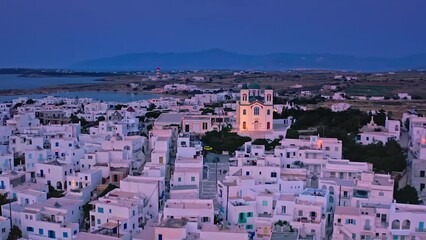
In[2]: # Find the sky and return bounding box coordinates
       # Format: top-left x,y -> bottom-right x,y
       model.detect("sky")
0,0 -> 425,68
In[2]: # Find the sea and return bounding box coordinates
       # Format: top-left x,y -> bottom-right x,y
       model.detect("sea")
0,74 -> 158,103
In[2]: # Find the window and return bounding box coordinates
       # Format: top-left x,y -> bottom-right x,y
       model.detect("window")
191,176 -> 195,182
178,177 -> 182,182
242,94 -> 248,101
254,107 -> 260,115
267,94 -> 272,102
97,219 -> 101,225
267,122 -> 271,129
246,224 -> 253,230
27,227 -> 34,232
55,142 -> 59,147
281,206 -> 286,214
262,200 -> 268,206
202,122 -> 208,130
48,230 -> 56,239
243,109 -> 247,115
246,171 -> 250,176
298,210 -> 303,216
242,121 -> 247,129
421,171 -> 425,178
271,172 -> 277,178
345,219 -> 356,225
267,109 -> 271,115
124,223 -> 127,229
201,217 -> 209,222
247,212 -> 253,217
109,209 -> 112,213
98,207 -> 104,213
63,232 -> 68,238
421,183 -> 425,192
379,192 -> 384,196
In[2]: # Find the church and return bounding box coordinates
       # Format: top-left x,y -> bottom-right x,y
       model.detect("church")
236,84 -> 274,133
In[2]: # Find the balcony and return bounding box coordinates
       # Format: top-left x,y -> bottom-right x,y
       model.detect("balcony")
416,228 -> 426,232
36,173 -> 45,178
258,213 -> 272,218
353,189 -> 369,199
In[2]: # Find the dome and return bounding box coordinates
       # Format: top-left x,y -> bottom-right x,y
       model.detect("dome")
265,85 -> 273,90
247,83 -> 261,89
241,84 -> 248,89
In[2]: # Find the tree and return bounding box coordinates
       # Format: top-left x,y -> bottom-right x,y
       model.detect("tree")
394,185 -> 419,204
25,99 -> 35,105
69,114 -> 80,124
252,138 -> 281,151
286,129 -> 299,139
202,130 -> 251,153
97,116 -> 106,122
7,225 -> 22,240
145,111 -> 162,119
147,103 -> 156,111
115,104 -> 124,110
0,193 -> 8,215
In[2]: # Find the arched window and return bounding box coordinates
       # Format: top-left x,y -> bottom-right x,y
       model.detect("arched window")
242,94 -> 248,102
391,220 -> 400,229
267,94 -> 272,102
395,125 -> 399,131
402,220 -> 410,229
254,107 -> 260,115
242,122 -> 247,130
243,109 -> 247,115
267,109 -> 271,115
267,122 -> 271,129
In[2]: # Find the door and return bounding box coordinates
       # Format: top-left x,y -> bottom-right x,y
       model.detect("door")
419,222 -> 424,231
254,121 -> 260,130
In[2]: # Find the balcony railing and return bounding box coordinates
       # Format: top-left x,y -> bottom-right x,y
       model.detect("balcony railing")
416,228 -> 426,232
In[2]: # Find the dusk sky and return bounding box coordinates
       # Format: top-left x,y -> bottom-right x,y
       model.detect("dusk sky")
1,0 -> 425,68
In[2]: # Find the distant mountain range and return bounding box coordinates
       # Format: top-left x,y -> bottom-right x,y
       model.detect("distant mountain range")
72,49 -> 426,72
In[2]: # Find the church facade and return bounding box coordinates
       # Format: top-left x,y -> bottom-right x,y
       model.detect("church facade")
236,84 -> 274,132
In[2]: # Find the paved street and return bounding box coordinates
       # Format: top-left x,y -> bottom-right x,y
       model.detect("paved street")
200,153 -> 230,208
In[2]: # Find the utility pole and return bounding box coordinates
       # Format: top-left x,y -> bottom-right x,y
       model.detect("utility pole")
8,193 -> 12,229
225,185 -> 229,223
215,157 -> 218,192
338,185 -> 342,206
117,219 -> 120,238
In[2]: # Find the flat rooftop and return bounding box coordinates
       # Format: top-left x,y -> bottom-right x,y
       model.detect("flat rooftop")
165,199 -> 213,209
172,185 -> 198,191
158,218 -> 188,228
155,113 -> 187,124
